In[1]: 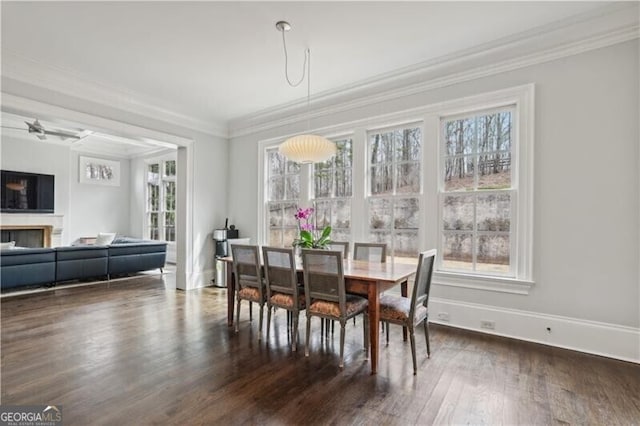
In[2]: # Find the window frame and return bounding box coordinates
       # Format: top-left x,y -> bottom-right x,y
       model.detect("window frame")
430,86 -> 534,293
438,107 -> 516,277
366,122 -> 423,259
311,137 -> 354,243
257,84 -> 534,294
145,157 -> 177,244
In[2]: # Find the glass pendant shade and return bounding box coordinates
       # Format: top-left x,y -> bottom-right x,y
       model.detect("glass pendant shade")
279,134 -> 337,163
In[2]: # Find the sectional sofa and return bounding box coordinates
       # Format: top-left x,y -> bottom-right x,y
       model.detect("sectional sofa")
0,237 -> 167,291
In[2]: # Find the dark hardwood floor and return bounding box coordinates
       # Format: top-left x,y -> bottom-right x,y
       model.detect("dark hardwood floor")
2,274 -> 639,425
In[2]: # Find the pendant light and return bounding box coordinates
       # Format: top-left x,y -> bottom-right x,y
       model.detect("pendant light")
276,20 -> 336,164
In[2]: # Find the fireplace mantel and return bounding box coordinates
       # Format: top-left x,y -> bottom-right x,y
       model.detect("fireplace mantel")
0,213 -> 64,247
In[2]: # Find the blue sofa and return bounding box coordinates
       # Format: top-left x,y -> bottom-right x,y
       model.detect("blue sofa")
0,248 -> 56,290
108,237 -> 167,276
0,238 -> 167,291
56,245 -> 109,283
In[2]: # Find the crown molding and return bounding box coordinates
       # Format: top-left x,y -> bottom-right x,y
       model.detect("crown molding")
228,3 -> 639,138
1,52 -> 228,138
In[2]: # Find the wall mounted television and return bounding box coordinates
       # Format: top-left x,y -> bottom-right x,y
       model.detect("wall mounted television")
1,170 -> 55,213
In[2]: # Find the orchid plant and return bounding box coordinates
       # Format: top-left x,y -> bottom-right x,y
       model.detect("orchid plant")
292,207 -> 332,249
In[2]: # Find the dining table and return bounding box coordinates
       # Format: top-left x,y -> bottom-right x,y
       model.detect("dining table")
221,255 -> 417,374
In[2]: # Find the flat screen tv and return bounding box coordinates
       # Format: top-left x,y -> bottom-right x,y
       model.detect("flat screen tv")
1,170 -> 55,213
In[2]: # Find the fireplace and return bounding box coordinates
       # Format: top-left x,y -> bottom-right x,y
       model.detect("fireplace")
0,225 -> 52,247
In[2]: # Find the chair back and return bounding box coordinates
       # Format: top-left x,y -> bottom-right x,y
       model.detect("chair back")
301,249 -> 345,315
353,242 -> 387,263
231,244 -> 263,295
327,241 -> 349,259
262,246 -> 299,301
409,249 -> 437,320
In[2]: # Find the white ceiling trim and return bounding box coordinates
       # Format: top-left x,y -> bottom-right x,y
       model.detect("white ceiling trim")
2,52 -> 228,138
229,22 -> 639,139
228,4 -> 639,138
1,93 -> 193,149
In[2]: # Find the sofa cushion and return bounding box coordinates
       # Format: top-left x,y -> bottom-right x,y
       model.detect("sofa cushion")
0,248 -> 56,266
56,246 -> 109,260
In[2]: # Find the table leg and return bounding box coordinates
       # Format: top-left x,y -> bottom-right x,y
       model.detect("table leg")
227,265 -> 235,327
368,284 -> 380,374
401,280 -> 408,341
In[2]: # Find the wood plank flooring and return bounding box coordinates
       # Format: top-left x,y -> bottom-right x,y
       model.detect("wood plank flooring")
2,274 -> 639,425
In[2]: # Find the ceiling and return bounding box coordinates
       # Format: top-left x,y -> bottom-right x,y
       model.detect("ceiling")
1,112 -> 174,158
1,1 -> 613,127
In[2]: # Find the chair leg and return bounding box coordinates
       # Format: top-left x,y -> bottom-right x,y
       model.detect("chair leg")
321,318 -> 325,337
249,301 -> 253,321
258,303 -> 264,340
410,326 -> 417,375
235,298 -> 241,333
386,322 -> 390,345
331,320 -> 335,335
292,312 -> 299,352
363,314 -> 369,359
424,319 -> 431,358
339,320 -> 346,369
305,316 -> 311,357
266,304 -> 272,341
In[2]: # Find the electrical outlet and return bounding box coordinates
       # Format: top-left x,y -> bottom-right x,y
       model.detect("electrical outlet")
437,312 -> 450,322
480,320 -> 495,330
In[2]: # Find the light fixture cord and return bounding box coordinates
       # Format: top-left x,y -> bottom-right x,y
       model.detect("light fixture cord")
281,29 -> 309,88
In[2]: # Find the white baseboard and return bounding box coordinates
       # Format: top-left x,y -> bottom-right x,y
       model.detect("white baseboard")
429,297 -> 640,364
176,268 -> 214,290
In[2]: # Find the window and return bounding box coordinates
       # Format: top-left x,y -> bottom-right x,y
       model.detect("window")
440,109 -> 513,275
258,85 -> 533,292
266,148 -> 300,247
146,159 -> 176,242
312,138 -> 353,242
368,125 -> 422,260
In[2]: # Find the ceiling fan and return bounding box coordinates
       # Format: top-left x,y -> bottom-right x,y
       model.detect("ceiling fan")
2,118 -> 81,140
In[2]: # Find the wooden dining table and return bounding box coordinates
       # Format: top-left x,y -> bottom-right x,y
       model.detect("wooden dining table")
222,256 -> 417,374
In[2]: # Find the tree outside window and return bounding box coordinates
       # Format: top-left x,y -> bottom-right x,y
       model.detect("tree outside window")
441,109 -> 513,275
368,125 -> 422,260
266,148 -> 300,247
313,138 -> 353,242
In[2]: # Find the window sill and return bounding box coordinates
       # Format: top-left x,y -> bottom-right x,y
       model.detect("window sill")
433,271 -> 534,295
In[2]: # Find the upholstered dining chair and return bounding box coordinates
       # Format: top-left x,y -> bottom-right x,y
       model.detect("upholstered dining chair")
353,242 -> 387,263
379,249 -> 437,374
301,249 -> 369,369
262,246 -> 305,351
327,241 -> 350,259
231,244 -> 266,340
351,242 -> 388,326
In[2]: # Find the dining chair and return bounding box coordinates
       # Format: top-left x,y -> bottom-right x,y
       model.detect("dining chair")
379,249 -> 436,374
353,242 -> 387,263
327,241 -> 350,259
301,249 -> 369,369
351,242 -> 387,326
231,244 -> 266,340
262,246 -> 305,351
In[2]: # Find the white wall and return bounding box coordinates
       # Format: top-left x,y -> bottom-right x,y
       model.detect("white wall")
228,41 -> 639,358
0,136 -> 134,245
67,151 -> 131,243
0,137 -> 132,245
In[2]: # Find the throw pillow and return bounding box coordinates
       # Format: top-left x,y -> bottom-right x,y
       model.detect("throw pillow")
95,232 -> 116,246
0,241 -> 16,250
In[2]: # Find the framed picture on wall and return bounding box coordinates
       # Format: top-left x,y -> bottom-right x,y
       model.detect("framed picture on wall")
79,156 -> 120,186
